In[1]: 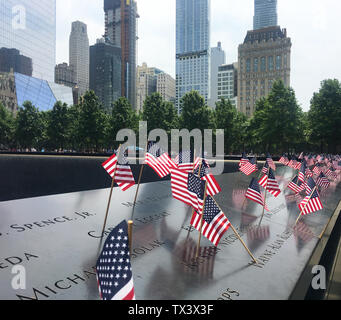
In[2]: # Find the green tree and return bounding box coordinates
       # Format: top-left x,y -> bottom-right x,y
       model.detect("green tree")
142,92 -> 179,133
78,91 -> 107,152
308,79 -> 341,153
15,101 -> 43,150
67,104 -> 81,151
106,97 -> 139,148
0,103 -> 15,148
214,98 -> 237,154
250,80 -> 303,154
179,91 -> 212,131
47,101 -> 70,150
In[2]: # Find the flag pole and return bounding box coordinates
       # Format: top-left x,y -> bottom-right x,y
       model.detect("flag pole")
128,220 -> 133,254
101,144 -> 122,236
196,181 -> 208,258
293,186 -> 317,227
259,166 -> 270,227
211,198 -> 258,264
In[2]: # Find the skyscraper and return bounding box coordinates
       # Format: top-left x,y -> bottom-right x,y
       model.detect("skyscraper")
209,42 -> 226,108
0,0 -> 56,81
90,38 -> 122,112
176,0 -> 211,113
69,21 -> 89,96
253,0 -> 278,30
238,27 -> 291,117
0,48 -> 32,76
104,0 -> 138,110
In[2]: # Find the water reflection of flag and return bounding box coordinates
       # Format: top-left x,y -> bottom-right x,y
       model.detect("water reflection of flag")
232,189 -> 246,207
247,225 -> 270,242
293,221 -> 314,243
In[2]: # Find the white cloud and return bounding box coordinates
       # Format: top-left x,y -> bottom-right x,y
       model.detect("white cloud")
56,0 -> 341,111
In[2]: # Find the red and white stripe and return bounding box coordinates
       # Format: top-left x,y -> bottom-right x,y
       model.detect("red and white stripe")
202,173 -> 221,196
245,188 -> 269,211
145,152 -> 176,178
102,154 -> 118,177
288,181 -> 305,194
115,165 -> 135,191
240,162 -> 257,176
111,278 -> 135,300
258,175 -> 281,197
298,195 -> 323,216
170,169 -> 191,207
190,211 -> 231,247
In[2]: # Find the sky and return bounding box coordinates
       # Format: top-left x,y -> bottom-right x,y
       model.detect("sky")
56,0 -> 341,112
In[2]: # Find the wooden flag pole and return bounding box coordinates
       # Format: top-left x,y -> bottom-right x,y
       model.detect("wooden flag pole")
212,198 -> 258,264
196,181 -> 208,258
293,186 -> 317,227
258,166 -> 270,227
101,144 -> 122,236
128,220 -> 133,254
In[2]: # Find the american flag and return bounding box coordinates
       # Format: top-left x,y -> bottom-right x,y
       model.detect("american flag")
316,172 -> 330,189
305,177 -> 317,195
102,153 -> 118,178
279,155 -> 289,165
258,168 -> 281,197
145,141 -> 177,178
307,155 -> 315,167
298,161 -> 307,183
245,178 -> 269,210
287,175 -> 306,194
298,188 -> 323,216
305,167 -> 314,178
187,173 -> 206,213
202,173 -> 222,197
240,157 -> 258,176
102,153 -> 135,191
239,152 -> 249,167
190,196 -> 231,247
325,167 -> 338,180
96,220 -> 135,300
170,168 -> 192,207
174,150 -> 199,173
266,153 -> 276,170
312,164 -> 322,176
262,160 -> 270,174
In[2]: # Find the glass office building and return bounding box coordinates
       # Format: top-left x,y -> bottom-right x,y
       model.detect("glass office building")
176,0 -> 211,112
0,0 -> 56,81
253,0 -> 278,30
0,72 -> 73,113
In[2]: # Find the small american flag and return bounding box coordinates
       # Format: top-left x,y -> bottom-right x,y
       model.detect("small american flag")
287,175 -> 306,194
266,153 -> 276,170
298,161 -> 307,183
239,153 -> 249,167
298,188 -> 323,216
96,220 -> 135,300
145,141 -> 177,178
316,173 -> 330,189
305,177 -> 317,195
240,157 -> 257,176
193,159 -> 210,178
325,167 -> 338,180
258,168 -> 281,197
262,160 -> 270,174
245,178 -> 269,210
279,155 -> 289,165
190,196 -> 231,247
312,164 -> 322,176
102,152 -> 135,191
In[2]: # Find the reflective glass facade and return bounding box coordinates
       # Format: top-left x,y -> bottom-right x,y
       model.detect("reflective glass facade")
0,0 -> 56,81
5,72 -> 73,112
253,0 -> 277,30
176,0 -> 211,112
